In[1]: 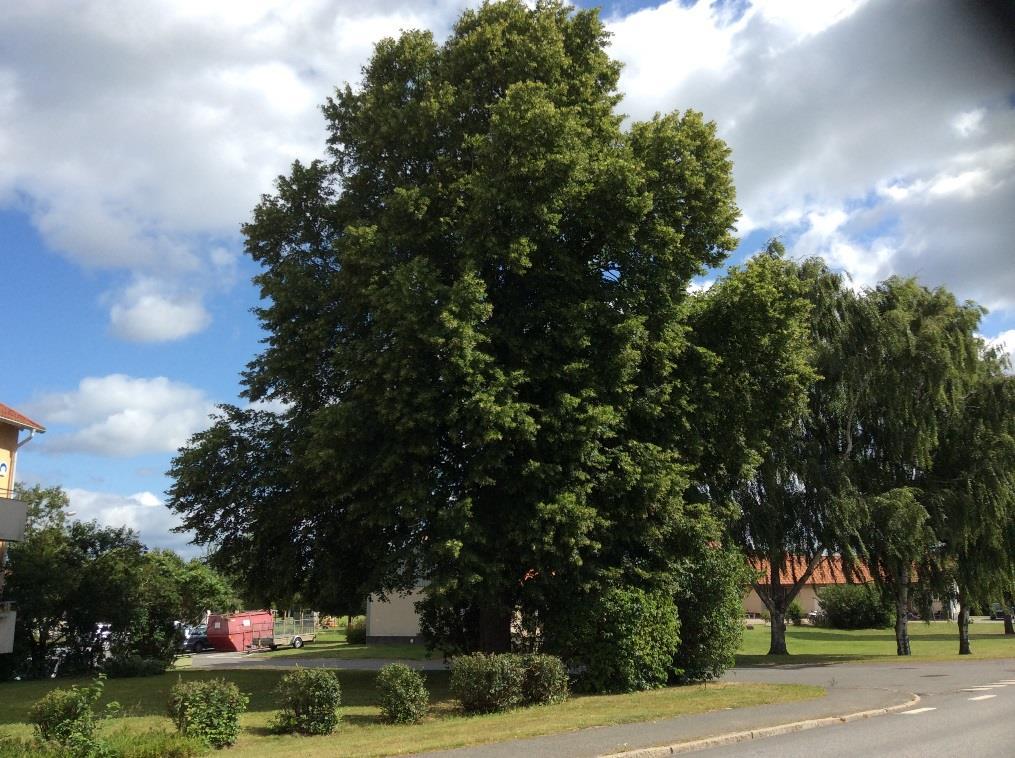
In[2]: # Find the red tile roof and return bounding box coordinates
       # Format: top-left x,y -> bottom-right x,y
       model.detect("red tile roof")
750,555 -> 874,586
0,403 -> 46,433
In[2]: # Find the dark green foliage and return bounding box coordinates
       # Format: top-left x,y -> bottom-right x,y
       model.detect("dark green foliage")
816,585 -> 892,629
450,654 -> 526,713
376,664 -> 430,724
269,668 -> 342,735
520,654 -> 569,705
168,679 -> 248,748
722,253 -> 865,656
345,618 -> 366,645
166,0 -> 741,653
673,546 -> 751,681
1,484 -> 234,680
545,586 -> 680,693
102,655 -> 167,679
27,676 -> 118,757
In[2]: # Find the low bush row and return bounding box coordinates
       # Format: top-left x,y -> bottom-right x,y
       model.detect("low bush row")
21,652 -> 570,755
450,653 -> 569,714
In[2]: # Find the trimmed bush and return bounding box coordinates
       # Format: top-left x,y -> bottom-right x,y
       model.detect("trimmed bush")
345,618 -> 366,645
103,655 -> 167,679
673,546 -> 751,682
520,654 -> 569,705
376,664 -> 429,724
817,584 -> 892,629
27,675 -> 118,755
270,668 -> 342,735
168,678 -> 248,748
450,653 -> 525,714
545,586 -> 680,693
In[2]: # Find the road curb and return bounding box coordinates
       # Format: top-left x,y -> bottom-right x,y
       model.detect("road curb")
603,692 -> 921,757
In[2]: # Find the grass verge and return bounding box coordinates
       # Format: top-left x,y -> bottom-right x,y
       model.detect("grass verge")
0,670 -> 820,757
737,619 -> 1015,665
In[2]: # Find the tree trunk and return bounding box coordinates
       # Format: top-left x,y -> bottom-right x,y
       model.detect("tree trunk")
894,564 -> 911,656
478,604 -> 512,653
764,559 -> 789,656
957,597 -> 971,655
768,608 -> 788,655
1004,594 -> 1014,636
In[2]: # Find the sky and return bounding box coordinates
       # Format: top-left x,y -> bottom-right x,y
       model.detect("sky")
2,0 -> 1013,555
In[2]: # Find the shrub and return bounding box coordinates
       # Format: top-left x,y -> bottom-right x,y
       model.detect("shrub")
544,586 -> 680,693
345,618 -> 366,645
168,678 -> 248,748
28,675 -> 118,756
787,601 -> 804,626
450,653 -> 525,713
376,664 -> 429,724
520,654 -> 569,705
103,655 -> 167,679
817,584 -> 892,629
673,546 -> 751,682
270,668 -> 342,735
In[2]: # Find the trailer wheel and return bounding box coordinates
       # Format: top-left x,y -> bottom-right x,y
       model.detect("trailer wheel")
292,637 -> 303,649
269,644 -> 278,651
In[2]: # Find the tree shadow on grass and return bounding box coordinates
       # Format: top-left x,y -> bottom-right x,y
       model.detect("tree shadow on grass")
735,654 -> 868,669
785,630 -> 1005,643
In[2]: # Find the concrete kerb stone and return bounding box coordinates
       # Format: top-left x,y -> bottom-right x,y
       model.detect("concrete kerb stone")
602,692 -> 921,758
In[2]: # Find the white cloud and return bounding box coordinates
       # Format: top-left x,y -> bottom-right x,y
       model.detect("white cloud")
3,0 -> 1014,327
66,487 -> 198,555
952,108 -> 985,138
0,0 -> 475,342
986,330 -> 1015,373
606,0 -> 1015,310
31,375 -> 215,457
108,279 -> 211,342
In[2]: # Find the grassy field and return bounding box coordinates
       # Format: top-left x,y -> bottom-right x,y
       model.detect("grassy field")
246,628 -> 430,661
737,618 -> 1015,665
0,670 -> 820,757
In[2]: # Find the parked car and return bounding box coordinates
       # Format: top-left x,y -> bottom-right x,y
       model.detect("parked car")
180,623 -> 210,652
989,602 -> 1010,621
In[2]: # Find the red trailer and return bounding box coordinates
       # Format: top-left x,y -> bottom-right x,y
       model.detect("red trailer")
206,610 -> 274,652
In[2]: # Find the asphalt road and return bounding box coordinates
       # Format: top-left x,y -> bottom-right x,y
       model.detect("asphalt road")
693,675 -> 1015,757
419,659 -> 1015,758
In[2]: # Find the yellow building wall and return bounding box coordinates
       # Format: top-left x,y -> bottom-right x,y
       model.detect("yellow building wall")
744,585 -> 822,616
0,425 -> 17,499
366,588 -> 424,643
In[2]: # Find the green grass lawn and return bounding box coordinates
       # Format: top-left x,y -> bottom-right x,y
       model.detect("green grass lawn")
0,670 -> 820,757
737,618 -> 1015,665
246,628 -> 430,661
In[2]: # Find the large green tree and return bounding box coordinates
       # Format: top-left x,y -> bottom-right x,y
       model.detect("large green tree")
169,0 -> 744,658
722,252 -> 863,655
847,278 -> 984,655
924,360 -> 1015,653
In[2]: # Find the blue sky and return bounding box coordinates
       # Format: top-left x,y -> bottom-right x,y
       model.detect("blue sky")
2,0 -> 1013,554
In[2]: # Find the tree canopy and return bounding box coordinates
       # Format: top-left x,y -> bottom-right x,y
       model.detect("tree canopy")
168,0 -> 761,659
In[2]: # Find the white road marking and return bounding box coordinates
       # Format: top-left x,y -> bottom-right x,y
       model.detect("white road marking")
900,707 -> 937,714
962,687 -> 994,692
968,695 -> 996,701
